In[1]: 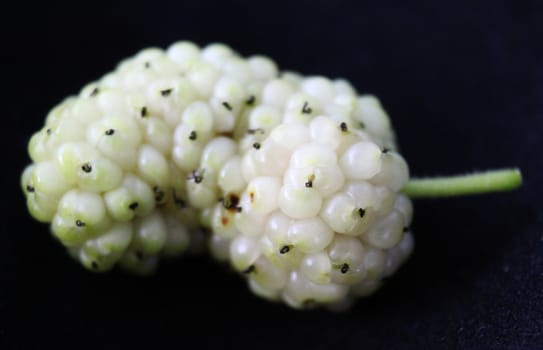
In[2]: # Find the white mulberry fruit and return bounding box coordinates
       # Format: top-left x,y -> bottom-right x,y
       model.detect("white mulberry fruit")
21,41 -> 522,309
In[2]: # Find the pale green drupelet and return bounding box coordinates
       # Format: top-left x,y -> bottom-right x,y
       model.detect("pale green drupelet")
22,41 -> 414,309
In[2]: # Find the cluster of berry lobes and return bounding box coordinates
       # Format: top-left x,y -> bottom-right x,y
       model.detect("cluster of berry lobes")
22,41 -> 414,309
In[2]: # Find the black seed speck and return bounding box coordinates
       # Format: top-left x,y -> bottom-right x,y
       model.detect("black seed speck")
140,106 -> 148,117
359,121 -> 365,129
172,189 -> 187,208
280,245 -> 290,254
247,128 -> 264,135
144,61 -> 150,68
129,202 -> 139,210
26,185 -> 35,193
160,88 -> 173,97
91,261 -> 98,270
301,102 -> 312,114
46,128 -> 52,135
223,194 -> 240,210
236,206 -> 242,213
222,101 -> 232,111
358,208 -> 366,218
242,265 -> 255,274
382,148 -> 390,154
81,163 -> 92,173
187,170 -> 204,184
75,220 -> 85,227
153,186 -> 165,202
189,131 -> 197,140
174,198 -> 186,208
105,129 -> 115,136
305,175 -> 315,188
193,170 -> 204,183
252,142 -> 261,150
340,263 -> 349,274
90,87 -> 99,97
340,122 -> 348,132
246,95 -> 256,105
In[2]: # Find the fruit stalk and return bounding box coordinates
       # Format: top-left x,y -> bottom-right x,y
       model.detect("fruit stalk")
402,168 -> 522,198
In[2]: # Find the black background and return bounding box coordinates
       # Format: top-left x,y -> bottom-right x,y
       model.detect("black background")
3,0 -> 543,349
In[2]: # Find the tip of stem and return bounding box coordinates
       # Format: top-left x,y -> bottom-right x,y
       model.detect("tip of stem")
509,167 -> 523,187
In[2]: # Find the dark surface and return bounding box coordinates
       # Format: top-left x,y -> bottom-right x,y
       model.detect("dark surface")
3,0 -> 542,349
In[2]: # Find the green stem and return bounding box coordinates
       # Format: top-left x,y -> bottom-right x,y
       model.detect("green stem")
402,168 -> 522,198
